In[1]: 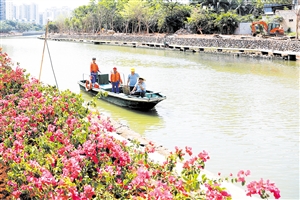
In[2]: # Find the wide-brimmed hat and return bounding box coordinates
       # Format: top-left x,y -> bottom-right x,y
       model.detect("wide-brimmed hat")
131,67 -> 135,71
139,77 -> 145,81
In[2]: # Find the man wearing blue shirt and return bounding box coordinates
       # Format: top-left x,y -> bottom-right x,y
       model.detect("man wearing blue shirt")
127,68 -> 139,91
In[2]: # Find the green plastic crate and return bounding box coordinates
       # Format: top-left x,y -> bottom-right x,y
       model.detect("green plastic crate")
98,74 -> 109,85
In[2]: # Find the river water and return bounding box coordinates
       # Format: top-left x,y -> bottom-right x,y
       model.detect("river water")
1,36 -> 299,199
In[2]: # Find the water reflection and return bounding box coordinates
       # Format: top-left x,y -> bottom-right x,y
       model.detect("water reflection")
80,91 -> 165,134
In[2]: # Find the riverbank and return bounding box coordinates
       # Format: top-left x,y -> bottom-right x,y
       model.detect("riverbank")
91,113 -> 257,199
47,32 -> 300,60
0,114 -> 257,200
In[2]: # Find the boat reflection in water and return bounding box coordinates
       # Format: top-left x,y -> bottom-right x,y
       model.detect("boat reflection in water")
80,90 -> 165,134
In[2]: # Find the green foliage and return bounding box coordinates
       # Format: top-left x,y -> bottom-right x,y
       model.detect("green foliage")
264,0 -> 293,4
187,6 -> 215,34
0,20 -> 43,33
273,15 -> 284,23
214,11 -> 240,34
159,3 -> 192,33
239,14 -> 256,23
47,0 -> 277,35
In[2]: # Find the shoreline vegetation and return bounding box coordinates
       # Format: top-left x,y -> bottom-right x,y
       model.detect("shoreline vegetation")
45,32 -> 300,61
0,49 -> 281,199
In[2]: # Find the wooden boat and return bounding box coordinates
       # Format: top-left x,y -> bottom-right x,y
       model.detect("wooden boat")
78,74 -> 166,111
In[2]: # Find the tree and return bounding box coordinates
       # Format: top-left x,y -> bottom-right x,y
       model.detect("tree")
64,18 -> 71,34
142,1 -> 161,33
55,15 -> 68,33
98,0 -> 120,31
119,2 -> 133,33
0,21 -> 13,33
121,0 -> 145,34
94,3 -> 106,33
17,23 -> 31,32
48,22 -> 58,33
159,2 -> 191,33
264,0 -> 293,4
214,11 -> 240,34
187,6 -> 214,34
72,5 -> 91,33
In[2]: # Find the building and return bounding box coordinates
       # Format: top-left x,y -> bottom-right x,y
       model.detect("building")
275,10 -> 299,33
263,3 -> 293,15
41,6 -> 72,25
13,3 -> 39,23
5,0 -> 13,20
29,3 -> 39,23
294,0 -> 299,9
0,0 -> 6,20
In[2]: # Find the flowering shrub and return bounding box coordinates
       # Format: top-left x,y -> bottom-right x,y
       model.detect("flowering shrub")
0,49 -> 280,199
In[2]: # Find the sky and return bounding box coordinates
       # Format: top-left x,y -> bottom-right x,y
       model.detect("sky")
12,0 -> 91,11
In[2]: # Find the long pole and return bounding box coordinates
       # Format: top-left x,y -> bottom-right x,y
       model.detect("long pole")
39,20 -> 49,81
46,40 -> 59,91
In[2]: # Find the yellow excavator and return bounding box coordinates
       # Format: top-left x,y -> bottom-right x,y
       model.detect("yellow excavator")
251,21 -> 284,37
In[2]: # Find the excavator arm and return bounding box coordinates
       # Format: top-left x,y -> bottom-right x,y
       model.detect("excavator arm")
251,21 -> 268,36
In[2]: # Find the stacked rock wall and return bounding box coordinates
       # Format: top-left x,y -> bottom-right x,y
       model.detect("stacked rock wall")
52,34 -> 300,53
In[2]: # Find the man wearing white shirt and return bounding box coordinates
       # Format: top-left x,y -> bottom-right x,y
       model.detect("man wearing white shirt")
130,77 -> 146,97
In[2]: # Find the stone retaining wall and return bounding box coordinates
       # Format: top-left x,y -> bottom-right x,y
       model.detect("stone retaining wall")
51,34 -> 300,53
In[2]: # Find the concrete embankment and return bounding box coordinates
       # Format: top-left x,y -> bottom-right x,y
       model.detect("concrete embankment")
47,33 -> 300,61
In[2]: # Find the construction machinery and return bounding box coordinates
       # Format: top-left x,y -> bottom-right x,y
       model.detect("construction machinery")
251,21 -> 284,37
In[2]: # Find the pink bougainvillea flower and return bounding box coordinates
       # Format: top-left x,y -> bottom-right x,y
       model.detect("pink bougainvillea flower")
185,146 -> 193,156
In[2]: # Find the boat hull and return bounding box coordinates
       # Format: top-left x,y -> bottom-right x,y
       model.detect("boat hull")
78,80 -> 165,111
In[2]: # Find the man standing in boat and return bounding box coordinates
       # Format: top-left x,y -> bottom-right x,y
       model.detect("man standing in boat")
127,67 -> 139,92
90,57 -> 100,87
110,67 -> 123,93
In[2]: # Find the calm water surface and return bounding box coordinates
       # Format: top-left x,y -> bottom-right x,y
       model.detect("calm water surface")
1,36 -> 299,199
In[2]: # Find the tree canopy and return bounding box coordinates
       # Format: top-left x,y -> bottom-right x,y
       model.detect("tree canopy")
47,0 -> 295,35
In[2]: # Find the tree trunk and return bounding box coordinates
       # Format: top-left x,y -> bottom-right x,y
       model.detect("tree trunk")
146,24 -> 149,34
126,21 -> 129,33
138,20 -> 141,34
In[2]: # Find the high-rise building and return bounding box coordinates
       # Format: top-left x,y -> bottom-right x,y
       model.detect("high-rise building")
18,4 -> 29,21
13,4 -> 19,20
42,6 -> 71,25
0,0 -> 6,20
29,3 -> 39,23
14,3 -> 39,23
6,0 -> 13,20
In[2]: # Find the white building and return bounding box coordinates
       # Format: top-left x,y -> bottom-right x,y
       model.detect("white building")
5,0 -> 13,20
41,6 -> 72,25
29,3 -> 39,23
13,3 -> 39,23
294,0 -> 300,9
